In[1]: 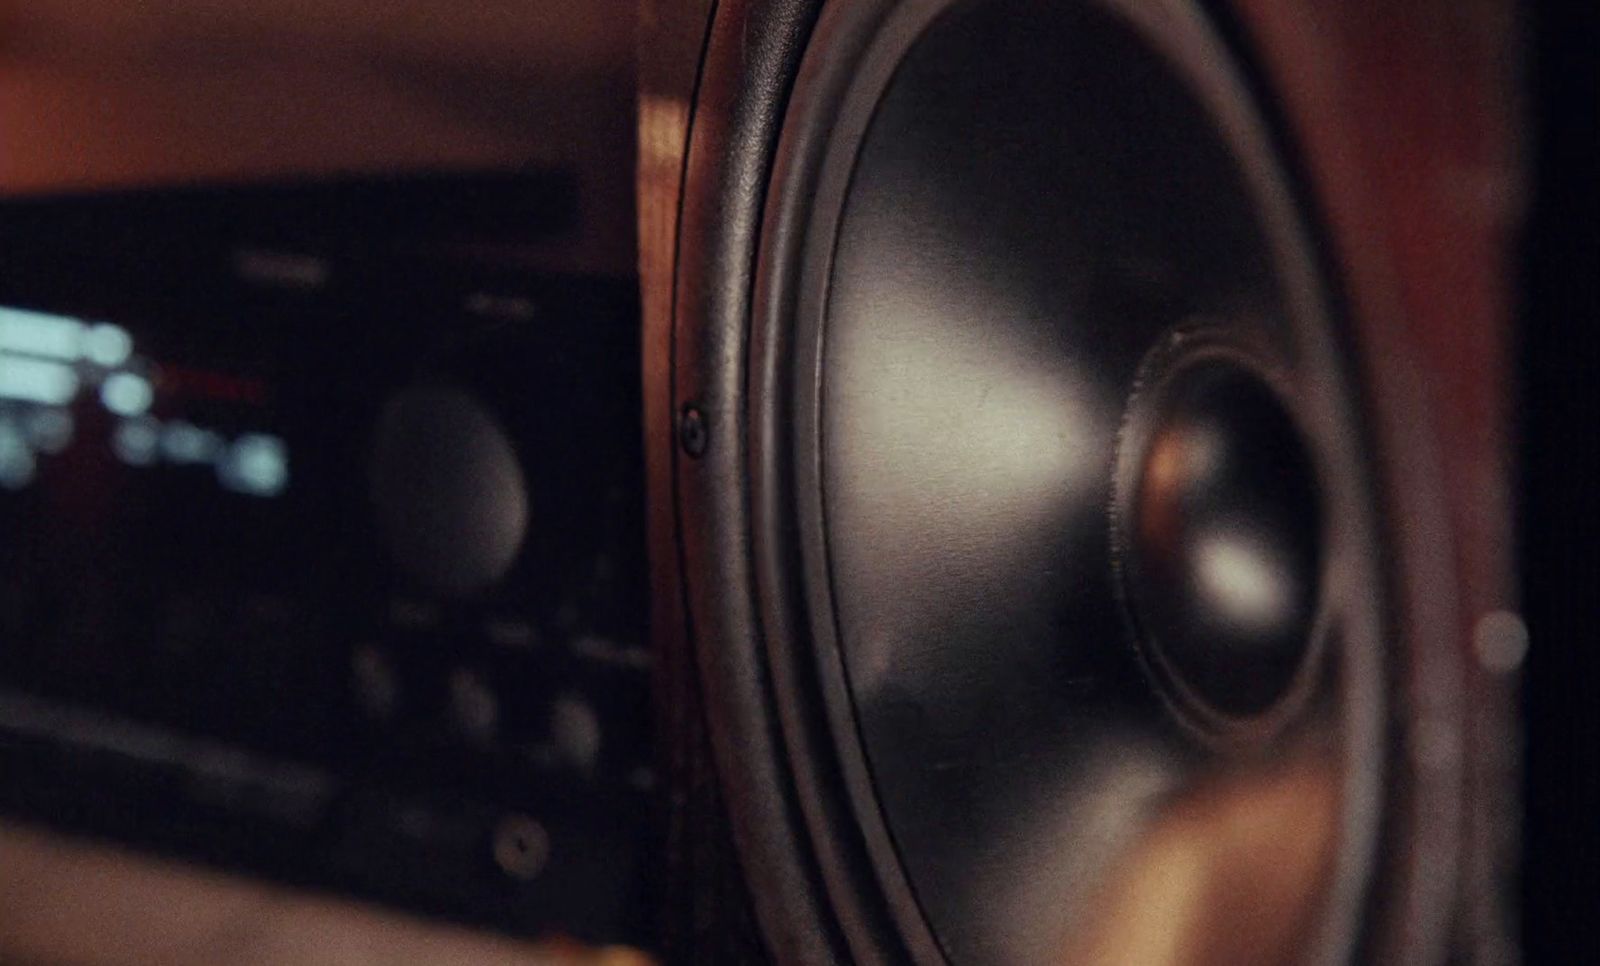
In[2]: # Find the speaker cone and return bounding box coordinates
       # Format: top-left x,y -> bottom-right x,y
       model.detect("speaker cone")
749,2 -> 1386,961
646,0 -> 1514,960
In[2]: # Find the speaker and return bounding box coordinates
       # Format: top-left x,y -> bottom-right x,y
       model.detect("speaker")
640,0 -> 1520,962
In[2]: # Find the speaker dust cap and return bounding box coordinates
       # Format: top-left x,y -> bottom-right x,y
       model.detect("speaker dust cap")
753,0 -> 1391,962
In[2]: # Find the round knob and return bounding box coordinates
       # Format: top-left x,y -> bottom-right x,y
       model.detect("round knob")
369,384 -> 529,599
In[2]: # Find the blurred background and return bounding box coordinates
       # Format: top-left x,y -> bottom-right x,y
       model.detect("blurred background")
0,3 -> 641,963
0,0 -> 636,273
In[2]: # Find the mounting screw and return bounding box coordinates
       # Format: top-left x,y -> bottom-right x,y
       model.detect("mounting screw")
679,405 -> 708,458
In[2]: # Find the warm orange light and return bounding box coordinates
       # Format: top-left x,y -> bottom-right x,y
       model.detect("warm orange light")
1057,748 -> 1342,966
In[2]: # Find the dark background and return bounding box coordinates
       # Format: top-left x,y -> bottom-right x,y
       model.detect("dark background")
1522,0 -> 1600,961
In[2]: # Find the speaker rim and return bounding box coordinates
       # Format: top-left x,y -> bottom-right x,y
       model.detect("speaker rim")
658,0 -> 1490,959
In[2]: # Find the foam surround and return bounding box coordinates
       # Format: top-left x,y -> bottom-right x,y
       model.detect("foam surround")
644,0 -> 1518,961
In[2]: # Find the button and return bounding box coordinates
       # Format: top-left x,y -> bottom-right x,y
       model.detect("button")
492,812 -> 550,881
351,645 -> 400,721
550,695 -> 601,775
448,668 -> 499,743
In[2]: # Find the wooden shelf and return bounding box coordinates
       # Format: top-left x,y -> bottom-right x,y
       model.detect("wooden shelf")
0,822 -> 650,966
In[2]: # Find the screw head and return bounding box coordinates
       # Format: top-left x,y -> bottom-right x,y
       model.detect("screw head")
679,405 -> 708,458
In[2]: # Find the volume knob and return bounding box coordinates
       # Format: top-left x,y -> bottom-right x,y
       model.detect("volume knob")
370,384 -> 529,598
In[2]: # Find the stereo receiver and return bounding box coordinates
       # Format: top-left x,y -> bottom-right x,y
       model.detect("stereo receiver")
0,174 -> 656,946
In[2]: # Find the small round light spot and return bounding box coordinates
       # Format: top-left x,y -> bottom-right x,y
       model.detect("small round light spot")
217,433 -> 289,497
163,421 -> 221,464
100,371 -> 154,417
113,418 -> 161,466
81,323 -> 134,368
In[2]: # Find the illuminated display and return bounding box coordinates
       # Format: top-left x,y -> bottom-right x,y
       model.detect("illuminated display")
0,305 -> 288,496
